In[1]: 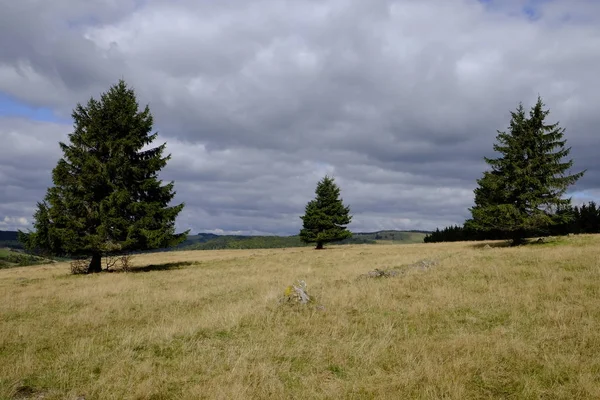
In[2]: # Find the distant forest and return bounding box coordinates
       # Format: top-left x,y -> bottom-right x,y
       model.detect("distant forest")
1,230 -> 429,252
177,230 -> 428,250
0,231 -> 20,249
425,202 -> 600,243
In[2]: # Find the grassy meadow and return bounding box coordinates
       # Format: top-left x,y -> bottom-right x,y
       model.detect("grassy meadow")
1,235 -> 600,399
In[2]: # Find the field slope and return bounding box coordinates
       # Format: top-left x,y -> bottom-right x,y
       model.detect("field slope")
1,235 -> 600,399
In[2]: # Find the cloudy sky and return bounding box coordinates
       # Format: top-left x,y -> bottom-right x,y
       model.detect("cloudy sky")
1,0 -> 599,235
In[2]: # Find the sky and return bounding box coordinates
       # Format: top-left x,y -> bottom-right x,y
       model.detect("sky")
1,0 -> 599,235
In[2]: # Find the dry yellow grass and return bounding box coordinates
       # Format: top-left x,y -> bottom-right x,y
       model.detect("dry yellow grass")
1,236 -> 600,399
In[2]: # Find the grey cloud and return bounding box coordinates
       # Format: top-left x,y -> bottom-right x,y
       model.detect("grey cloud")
0,118 -> 68,230
0,0 -> 599,234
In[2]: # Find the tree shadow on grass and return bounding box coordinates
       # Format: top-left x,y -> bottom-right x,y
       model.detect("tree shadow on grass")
127,261 -> 197,273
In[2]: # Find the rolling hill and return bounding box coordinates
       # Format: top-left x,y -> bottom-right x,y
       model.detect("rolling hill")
177,230 -> 429,250
0,229 -> 430,253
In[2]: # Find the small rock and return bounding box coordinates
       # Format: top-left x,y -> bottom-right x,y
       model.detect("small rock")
281,280 -> 311,304
410,259 -> 437,270
363,268 -> 401,278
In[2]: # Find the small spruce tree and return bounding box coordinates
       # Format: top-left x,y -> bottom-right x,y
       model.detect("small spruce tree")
19,80 -> 188,273
466,97 -> 585,245
300,176 -> 352,249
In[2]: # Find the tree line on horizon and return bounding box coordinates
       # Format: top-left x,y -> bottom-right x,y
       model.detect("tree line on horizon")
17,79 -> 590,273
424,201 -> 600,243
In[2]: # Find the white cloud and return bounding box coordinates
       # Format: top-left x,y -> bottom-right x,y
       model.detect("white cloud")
0,216 -> 29,230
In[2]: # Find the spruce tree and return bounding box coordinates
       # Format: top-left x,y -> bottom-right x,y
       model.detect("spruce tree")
578,201 -> 600,233
20,80 -> 187,273
300,176 -> 352,249
466,97 -> 585,245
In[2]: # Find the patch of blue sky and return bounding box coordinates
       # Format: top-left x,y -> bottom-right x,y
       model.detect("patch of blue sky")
478,0 -> 551,20
570,190 -> 600,205
522,4 -> 539,20
0,92 -> 66,123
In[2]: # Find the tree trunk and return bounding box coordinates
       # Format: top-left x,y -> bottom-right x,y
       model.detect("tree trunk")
510,231 -> 526,247
87,253 -> 102,273
315,242 -> 324,250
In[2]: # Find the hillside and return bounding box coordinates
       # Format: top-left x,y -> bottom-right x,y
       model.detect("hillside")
0,229 -> 429,255
350,230 -> 429,243
178,230 -> 428,250
1,235 -> 599,398
0,248 -> 53,269
179,234 -> 308,250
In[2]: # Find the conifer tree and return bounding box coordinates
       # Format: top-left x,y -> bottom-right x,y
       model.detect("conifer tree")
578,201 -> 600,233
300,176 -> 352,249
20,80 -> 187,273
466,97 -> 585,245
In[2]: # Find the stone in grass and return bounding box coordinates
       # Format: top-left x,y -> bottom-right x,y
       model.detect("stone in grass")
410,259 -> 437,270
363,268 -> 401,278
282,280 -> 312,304
362,259 -> 438,278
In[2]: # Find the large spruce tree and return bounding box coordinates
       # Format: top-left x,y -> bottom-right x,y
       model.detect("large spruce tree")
20,80 -> 187,273
300,176 -> 352,249
466,97 -> 585,245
